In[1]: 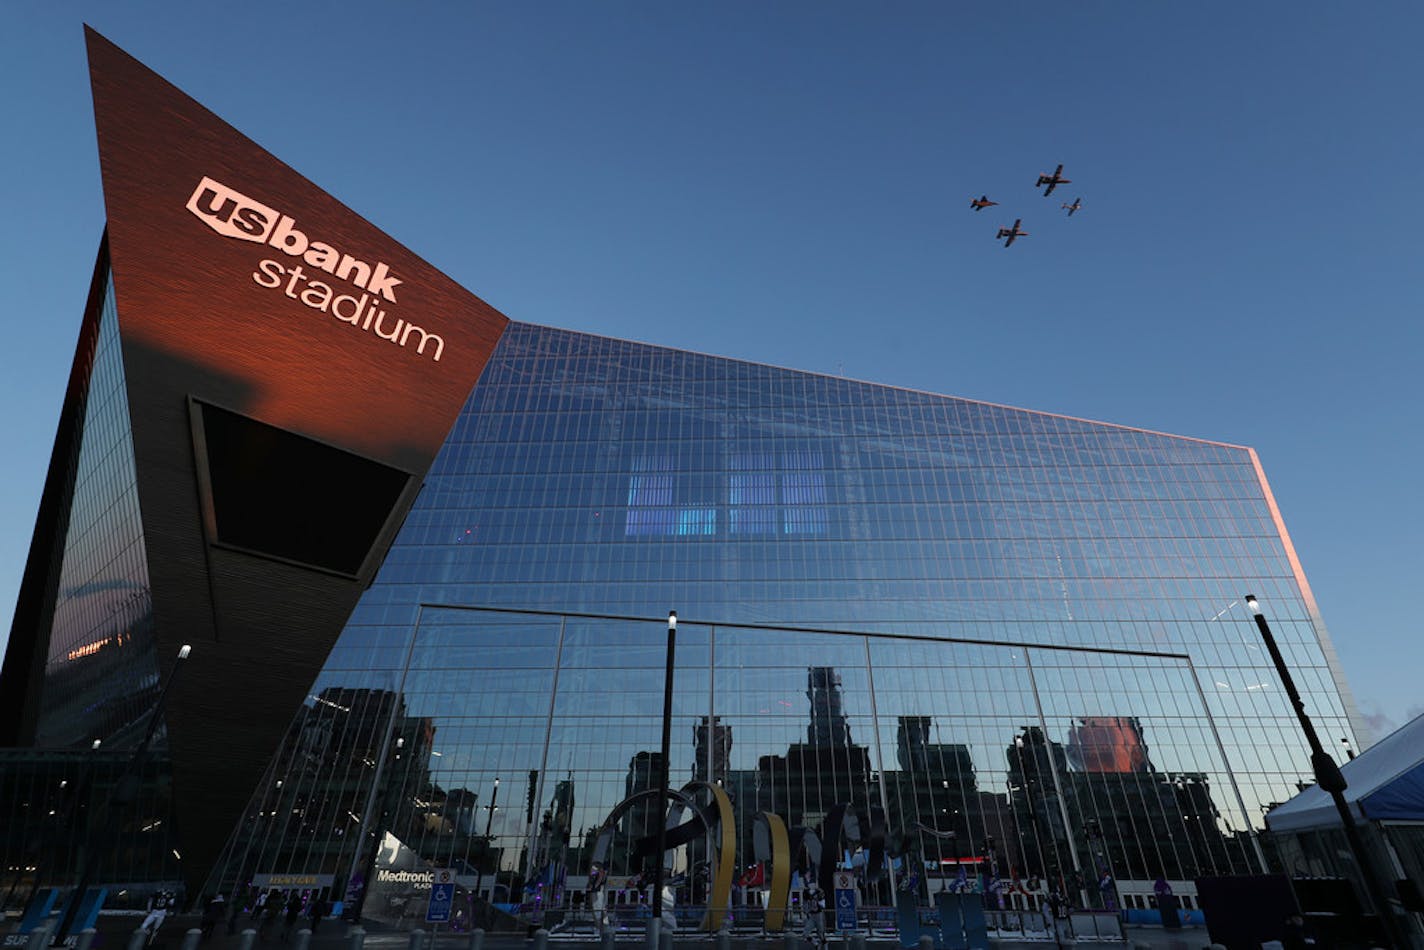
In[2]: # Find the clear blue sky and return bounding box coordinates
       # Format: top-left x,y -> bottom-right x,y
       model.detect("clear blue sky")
2,3 -> 1420,738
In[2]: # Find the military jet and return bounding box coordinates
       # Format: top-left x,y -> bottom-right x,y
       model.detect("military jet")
1061,197 -> 1082,216
970,195 -> 999,211
1036,164 -> 1070,196
996,219 -> 1027,248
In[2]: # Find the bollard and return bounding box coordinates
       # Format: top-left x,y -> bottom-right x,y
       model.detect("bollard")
293,929 -> 312,950
783,929 -> 799,950
850,934 -> 866,950
127,928 -> 148,950
644,919 -> 660,950
408,929 -> 426,950
658,927 -> 672,950
469,927 -> 485,950
530,927 -> 549,950
601,928 -> 615,950
181,928 -> 202,950
26,925 -> 52,950
918,935 -> 935,950
348,926 -> 367,950
237,927 -> 258,950
715,929 -> 731,950
75,929 -> 98,950
26,926 -> 52,950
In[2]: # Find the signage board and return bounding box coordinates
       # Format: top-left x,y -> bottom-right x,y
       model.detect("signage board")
253,873 -> 335,889
425,868 -> 455,923
833,871 -> 857,931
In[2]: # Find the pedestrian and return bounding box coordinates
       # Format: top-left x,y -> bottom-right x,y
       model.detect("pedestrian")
227,892 -> 244,936
1098,870 -> 1116,911
802,884 -> 826,949
308,895 -> 329,934
1282,913 -> 1311,950
658,881 -> 677,934
259,890 -> 283,939
281,893 -> 304,941
140,890 -> 172,946
588,863 -> 609,931
201,893 -> 226,942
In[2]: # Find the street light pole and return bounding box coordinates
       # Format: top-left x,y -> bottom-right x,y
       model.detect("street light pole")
53,645 -> 190,945
1246,595 -> 1402,948
484,777 -> 501,837
650,612 -> 676,942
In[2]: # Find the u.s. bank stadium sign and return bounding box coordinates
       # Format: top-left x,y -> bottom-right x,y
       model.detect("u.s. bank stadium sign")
187,176 -> 445,362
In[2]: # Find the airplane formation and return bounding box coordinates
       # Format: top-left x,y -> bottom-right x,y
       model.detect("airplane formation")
972,163 -> 1082,248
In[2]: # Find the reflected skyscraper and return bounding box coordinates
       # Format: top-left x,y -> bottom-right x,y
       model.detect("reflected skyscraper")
693,716 -> 733,785
807,668 -> 852,749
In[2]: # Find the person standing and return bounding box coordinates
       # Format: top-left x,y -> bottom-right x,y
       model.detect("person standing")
201,893 -> 226,942
659,881 -> 677,934
281,892 -> 304,941
588,863 -> 610,931
802,884 -> 827,949
308,895 -> 329,934
258,890 -> 282,939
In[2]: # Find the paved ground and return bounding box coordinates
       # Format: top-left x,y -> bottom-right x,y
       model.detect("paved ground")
30,916 -> 1212,950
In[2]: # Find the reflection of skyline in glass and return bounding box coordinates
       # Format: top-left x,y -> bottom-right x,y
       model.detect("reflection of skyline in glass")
214,615 -> 1259,912
212,322 -> 1353,908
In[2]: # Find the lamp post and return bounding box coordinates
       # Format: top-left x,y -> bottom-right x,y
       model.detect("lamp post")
650,612 -> 676,943
484,777 -> 500,837
476,777 -> 500,901
1245,594 -> 1402,948
53,645 -> 190,944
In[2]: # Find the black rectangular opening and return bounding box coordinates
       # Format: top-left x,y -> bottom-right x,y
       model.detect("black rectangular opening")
191,401 -> 412,577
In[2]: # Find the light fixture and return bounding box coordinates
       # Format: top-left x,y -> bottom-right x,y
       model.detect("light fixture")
178,644 -> 192,659
1244,595 -> 1260,616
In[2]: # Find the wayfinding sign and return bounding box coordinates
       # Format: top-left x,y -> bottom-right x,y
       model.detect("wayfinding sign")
833,871 -> 857,931
425,868 -> 455,923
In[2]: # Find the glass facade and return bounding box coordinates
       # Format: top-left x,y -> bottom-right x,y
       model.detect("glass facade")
36,273 -> 159,751
211,322 -> 1357,917
0,748 -> 178,914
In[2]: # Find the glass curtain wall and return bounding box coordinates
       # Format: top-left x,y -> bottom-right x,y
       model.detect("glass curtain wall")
207,322 -> 1352,921
346,322 -> 1357,834
210,608 -> 1260,922
36,272 -> 159,750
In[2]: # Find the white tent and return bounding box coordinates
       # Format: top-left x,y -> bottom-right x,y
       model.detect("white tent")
1266,713 -> 1424,834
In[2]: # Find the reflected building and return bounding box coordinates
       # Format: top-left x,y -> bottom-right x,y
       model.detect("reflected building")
888,716 -> 981,860
755,668 -> 873,835
1,30 -> 1370,918
214,688 -> 438,902
693,716 -> 733,786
